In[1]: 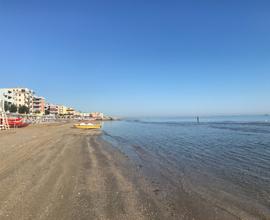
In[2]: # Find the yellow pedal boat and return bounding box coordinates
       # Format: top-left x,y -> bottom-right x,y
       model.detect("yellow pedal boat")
74,123 -> 101,129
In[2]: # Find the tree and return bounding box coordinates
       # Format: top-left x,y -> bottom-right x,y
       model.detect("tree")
45,109 -> 50,115
9,104 -> 17,113
18,105 -> 29,114
4,102 -> 10,112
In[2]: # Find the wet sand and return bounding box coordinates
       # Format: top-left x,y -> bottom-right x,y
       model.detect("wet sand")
0,123 -> 243,220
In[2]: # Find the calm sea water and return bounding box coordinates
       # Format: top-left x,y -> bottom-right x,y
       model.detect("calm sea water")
102,115 -> 270,219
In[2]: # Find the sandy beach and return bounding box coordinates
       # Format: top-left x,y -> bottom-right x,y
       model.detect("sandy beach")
0,123 -> 165,220
0,123 -> 248,220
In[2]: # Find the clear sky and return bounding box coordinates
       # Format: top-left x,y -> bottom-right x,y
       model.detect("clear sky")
0,0 -> 269,116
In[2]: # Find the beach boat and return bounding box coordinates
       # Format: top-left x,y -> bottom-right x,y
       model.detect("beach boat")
0,117 -> 29,128
7,117 -> 29,128
73,122 -> 101,129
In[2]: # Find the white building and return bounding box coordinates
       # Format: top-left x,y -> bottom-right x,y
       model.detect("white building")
0,88 -> 15,105
0,88 -> 35,112
0,92 -> 5,104
90,112 -> 104,119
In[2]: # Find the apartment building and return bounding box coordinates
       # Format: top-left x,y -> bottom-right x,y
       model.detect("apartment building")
0,88 -> 15,105
0,92 -> 5,105
66,107 -> 75,116
33,96 -> 45,115
0,92 -> 5,112
58,105 -> 68,115
0,88 -> 35,112
45,104 -> 59,115
90,112 -> 104,119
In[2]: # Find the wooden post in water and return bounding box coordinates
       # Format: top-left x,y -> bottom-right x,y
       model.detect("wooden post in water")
196,116 -> 200,124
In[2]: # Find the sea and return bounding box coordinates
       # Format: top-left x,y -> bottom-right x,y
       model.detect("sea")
101,115 -> 270,219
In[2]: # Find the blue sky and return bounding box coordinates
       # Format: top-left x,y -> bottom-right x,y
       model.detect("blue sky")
0,0 -> 269,116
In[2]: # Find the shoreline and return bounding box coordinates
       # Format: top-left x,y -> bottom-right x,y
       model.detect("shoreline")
0,123 -> 254,219
0,123 -> 165,219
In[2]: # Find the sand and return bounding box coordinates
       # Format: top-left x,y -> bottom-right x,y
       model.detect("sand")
0,123 -> 167,220
0,123 -> 242,220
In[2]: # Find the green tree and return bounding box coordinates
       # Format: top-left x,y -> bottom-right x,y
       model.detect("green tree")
18,105 -> 29,114
4,102 -> 10,112
9,104 -> 17,113
45,109 -> 50,115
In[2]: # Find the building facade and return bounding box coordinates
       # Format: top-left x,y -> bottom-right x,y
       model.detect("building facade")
66,107 -> 75,116
0,88 -> 35,112
58,105 -> 68,115
90,112 -> 104,119
46,104 -> 59,115
33,96 -> 45,115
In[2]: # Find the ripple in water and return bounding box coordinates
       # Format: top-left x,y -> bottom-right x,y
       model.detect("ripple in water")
102,116 -> 270,219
